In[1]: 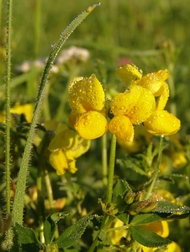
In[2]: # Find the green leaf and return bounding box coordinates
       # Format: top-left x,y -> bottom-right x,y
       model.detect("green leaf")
152,201 -> 190,214
44,211 -> 71,245
130,226 -> 171,247
15,223 -> 42,251
117,159 -> 148,176
55,216 -> 93,248
112,179 -> 132,203
117,213 -> 129,224
130,213 -> 164,226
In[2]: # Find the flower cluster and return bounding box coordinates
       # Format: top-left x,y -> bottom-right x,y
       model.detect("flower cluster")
68,64 -> 180,141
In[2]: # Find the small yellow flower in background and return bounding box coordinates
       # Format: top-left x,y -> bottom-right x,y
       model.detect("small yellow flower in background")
168,150 -> 187,169
68,74 -> 108,139
109,219 -> 127,245
10,102 -> 33,122
141,242 -> 181,252
44,121 -> 90,175
141,220 -> 169,238
141,221 -> 181,252
0,102 -> 33,123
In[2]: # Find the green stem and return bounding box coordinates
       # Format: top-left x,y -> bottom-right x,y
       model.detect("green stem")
101,133 -> 108,187
106,134 -> 117,203
88,215 -> 110,252
44,168 -> 54,213
5,0 -> 13,247
36,166 -> 45,243
88,134 -> 117,252
43,168 -> 59,239
144,136 -> 164,200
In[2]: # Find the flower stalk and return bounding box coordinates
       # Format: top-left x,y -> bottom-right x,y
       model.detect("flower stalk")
106,134 -> 117,203
144,136 -> 164,200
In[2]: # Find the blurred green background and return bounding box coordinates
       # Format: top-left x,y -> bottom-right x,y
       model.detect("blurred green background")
1,0 -> 190,126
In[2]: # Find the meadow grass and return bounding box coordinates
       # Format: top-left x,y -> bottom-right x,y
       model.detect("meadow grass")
0,1 -> 190,251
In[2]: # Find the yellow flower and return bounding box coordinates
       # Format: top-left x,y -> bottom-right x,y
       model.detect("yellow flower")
141,221 -> 169,238
169,150 -> 187,169
109,219 -> 127,245
166,241 -> 181,252
137,69 -> 169,96
141,241 -> 181,252
141,221 -> 174,252
44,121 -> 90,175
68,75 -> 105,113
109,85 -> 156,141
68,74 -> 108,140
116,64 -> 143,86
74,111 -> 108,140
10,102 -> 33,122
109,115 -> 134,142
144,110 -> 181,136
0,102 -> 33,123
68,64 -> 181,141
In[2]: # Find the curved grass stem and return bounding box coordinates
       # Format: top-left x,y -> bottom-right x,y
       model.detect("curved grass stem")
12,3 -> 100,226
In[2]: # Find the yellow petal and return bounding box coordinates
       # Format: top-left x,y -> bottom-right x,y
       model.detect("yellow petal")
68,74 -> 105,113
127,86 -> 156,124
156,82 -> 169,110
110,219 -> 127,245
64,151 -> 78,174
109,115 -> 134,142
68,159 -> 78,174
49,149 -> 68,175
69,135 -> 90,158
48,129 -> 75,151
116,64 -> 142,86
137,69 -> 169,95
141,220 -> 169,238
167,242 -> 181,252
144,110 -> 181,136
74,111 -> 108,140
110,85 -> 141,116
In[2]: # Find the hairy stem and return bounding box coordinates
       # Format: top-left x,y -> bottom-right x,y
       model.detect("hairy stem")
5,0 -> 13,248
